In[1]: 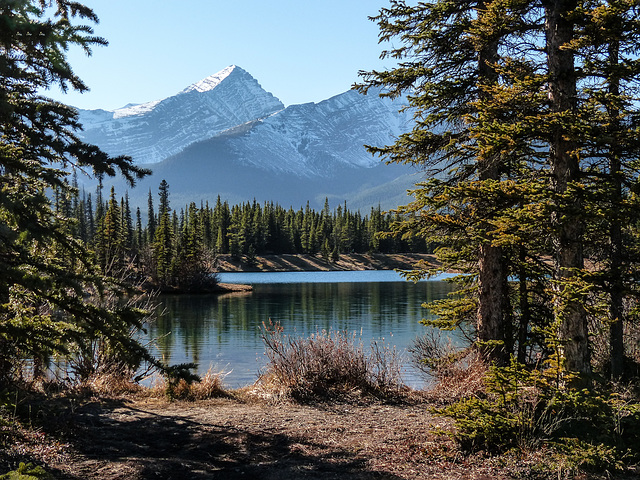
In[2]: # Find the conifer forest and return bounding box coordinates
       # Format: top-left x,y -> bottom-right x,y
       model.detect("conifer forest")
60,177 -> 429,291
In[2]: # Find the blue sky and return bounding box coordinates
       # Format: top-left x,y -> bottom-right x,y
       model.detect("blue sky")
47,1 -> 396,111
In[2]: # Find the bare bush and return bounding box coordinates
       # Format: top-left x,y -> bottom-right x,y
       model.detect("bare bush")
410,330 -> 486,402
65,283 -> 159,388
257,321 -> 405,402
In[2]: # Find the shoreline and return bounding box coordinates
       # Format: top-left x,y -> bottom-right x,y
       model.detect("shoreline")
212,253 -> 438,294
154,253 -> 437,295
215,252 -> 437,273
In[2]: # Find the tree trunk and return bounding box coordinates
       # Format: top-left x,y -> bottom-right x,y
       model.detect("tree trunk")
517,243 -> 530,364
475,1 -> 510,365
607,38 -> 624,380
544,0 -> 591,380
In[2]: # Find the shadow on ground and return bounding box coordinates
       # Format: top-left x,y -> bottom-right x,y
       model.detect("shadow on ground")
48,400 -> 405,480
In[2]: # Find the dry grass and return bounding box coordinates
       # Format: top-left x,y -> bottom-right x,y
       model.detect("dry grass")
254,321 -> 406,403
423,352 -> 487,403
147,367 -> 230,401
78,371 -> 143,397
410,331 -> 487,403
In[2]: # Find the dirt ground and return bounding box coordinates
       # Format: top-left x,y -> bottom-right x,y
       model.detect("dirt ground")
11,394 -> 502,480
0,390 -> 517,480
5,390 -> 640,480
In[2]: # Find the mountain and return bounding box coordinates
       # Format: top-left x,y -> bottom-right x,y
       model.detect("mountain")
76,66 -> 421,211
222,88 -> 412,175
78,66 -> 284,165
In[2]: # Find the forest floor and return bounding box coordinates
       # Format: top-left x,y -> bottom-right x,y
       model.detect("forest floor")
4,388 -> 640,480
0,390 -> 585,480
215,252 -> 438,273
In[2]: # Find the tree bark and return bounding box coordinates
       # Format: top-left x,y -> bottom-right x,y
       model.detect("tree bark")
475,1 -> 510,365
543,0 -> 591,380
607,37 -> 624,380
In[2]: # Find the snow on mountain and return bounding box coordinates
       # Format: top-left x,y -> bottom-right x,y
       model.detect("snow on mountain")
180,65 -> 236,94
74,66 -> 419,210
228,88 -> 413,176
77,66 -> 284,164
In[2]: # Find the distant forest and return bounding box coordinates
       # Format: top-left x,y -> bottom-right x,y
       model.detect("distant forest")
57,176 -> 429,290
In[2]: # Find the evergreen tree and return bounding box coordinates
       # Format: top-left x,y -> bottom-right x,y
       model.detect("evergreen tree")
174,202 -> 213,290
86,193 -> 95,243
73,188 -> 88,243
153,180 -> 174,287
542,0 -> 591,380
95,187 -> 124,274
135,206 -> 144,250
147,188 -> 156,243
0,0 -> 151,382
359,0 -> 640,381
571,0 -> 640,379
213,196 -> 230,254
94,176 -> 105,227
122,193 -> 134,258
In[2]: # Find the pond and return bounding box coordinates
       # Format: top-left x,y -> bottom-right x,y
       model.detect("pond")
145,271 -> 458,389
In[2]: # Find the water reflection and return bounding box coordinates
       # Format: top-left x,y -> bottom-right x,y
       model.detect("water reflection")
146,280 -> 455,388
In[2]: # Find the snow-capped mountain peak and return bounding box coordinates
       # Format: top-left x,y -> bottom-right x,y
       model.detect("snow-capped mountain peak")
77,65 -> 284,164
75,67 -> 417,212
76,65 -> 411,177
181,65 -> 238,94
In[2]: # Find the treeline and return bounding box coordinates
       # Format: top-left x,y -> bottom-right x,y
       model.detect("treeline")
57,176 -> 429,290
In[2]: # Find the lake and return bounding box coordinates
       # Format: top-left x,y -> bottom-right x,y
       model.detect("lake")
146,271 -> 457,389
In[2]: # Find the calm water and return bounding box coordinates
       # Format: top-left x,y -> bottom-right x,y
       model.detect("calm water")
146,271 -> 456,388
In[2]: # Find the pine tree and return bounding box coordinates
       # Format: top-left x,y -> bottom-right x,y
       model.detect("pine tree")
147,188 -> 156,243
86,193 -> 95,243
122,193 -> 134,258
362,0 -> 640,383
135,206 -> 144,250
95,187 -> 124,274
174,202 -> 212,290
358,0 -> 510,350
540,0 -> 591,380
0,0 -> 152,382
153,180 -> 174,287
570,0 -> 640,379
213,196 -> 230,254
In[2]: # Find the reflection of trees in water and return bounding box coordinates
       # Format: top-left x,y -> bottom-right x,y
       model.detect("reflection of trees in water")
147,281 -> 456,373
149,295 -> 217,365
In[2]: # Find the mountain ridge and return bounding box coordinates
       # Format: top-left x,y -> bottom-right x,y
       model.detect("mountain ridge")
75,65 -> 420,211
78,66 -> 284,165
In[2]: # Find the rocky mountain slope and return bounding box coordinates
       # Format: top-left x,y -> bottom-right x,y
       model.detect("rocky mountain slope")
76,66 -> 420,210
78,66 -> 284,165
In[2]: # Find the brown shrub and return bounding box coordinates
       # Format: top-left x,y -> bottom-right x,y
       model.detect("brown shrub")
80,371 -> 143,396
410,330 -> 487,403
149,367 -> 229,401
256,321 -> 405,402
424,351 -> 487,403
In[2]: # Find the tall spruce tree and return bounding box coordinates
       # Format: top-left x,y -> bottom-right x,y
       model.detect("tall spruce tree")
0,0 -> 151,382
153,180 -> 174,287
95,186 -> 124,274
360,0 -> 640,382
357,0 -> 516,364
570,0 -> 640,379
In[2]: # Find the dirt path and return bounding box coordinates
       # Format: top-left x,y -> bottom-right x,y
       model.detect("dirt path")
37,395 -> 511,480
